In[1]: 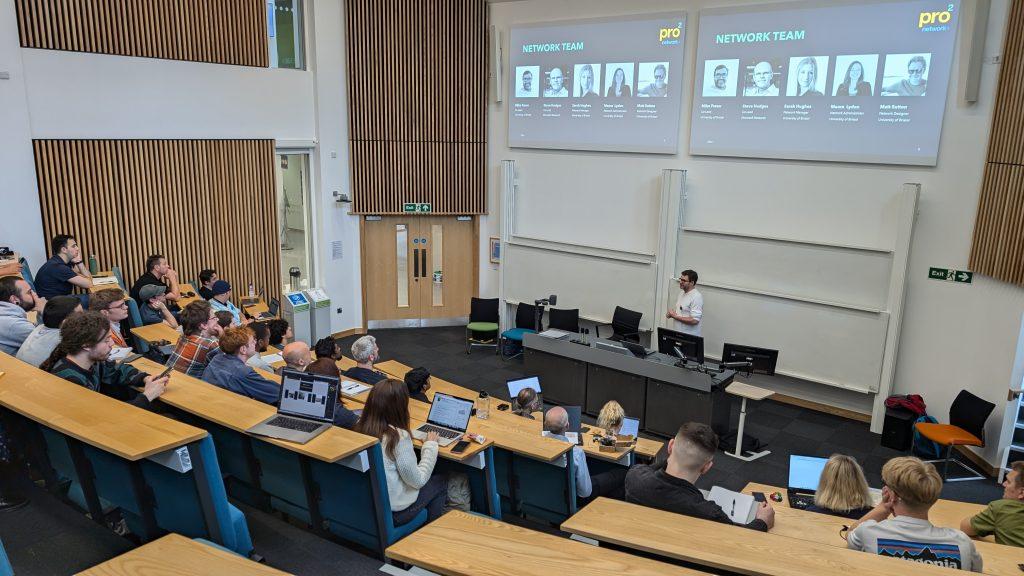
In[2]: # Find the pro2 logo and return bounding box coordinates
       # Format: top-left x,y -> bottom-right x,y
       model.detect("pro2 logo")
919,4 -> 954,29
659,22 -> 683,45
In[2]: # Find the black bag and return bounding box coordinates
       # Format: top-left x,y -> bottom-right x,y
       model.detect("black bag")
718,431 -> 765,455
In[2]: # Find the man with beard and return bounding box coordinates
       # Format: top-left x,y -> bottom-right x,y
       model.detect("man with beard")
0,275 -> 46,355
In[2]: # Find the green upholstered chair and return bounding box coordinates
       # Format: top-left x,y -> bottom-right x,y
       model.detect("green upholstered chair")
466,297 -> 500,354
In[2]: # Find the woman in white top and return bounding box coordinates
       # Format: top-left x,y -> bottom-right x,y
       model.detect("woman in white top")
356,378 -> 448,524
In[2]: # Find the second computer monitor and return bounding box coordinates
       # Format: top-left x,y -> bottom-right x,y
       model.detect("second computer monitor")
657,327 -> 704,363
722,343 -> 779,375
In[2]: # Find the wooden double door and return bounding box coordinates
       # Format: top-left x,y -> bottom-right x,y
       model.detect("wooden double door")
362,216 -> 476,326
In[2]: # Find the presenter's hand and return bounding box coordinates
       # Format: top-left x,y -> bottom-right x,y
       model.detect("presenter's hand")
666,310 -> 675,320
425,431 -> 440,444
142,374 -> 169,401
755,501 -> 775,529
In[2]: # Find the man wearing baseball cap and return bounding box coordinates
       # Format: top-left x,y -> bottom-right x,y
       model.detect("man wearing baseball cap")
138,283 -> 178,329
208,280 -> 243,327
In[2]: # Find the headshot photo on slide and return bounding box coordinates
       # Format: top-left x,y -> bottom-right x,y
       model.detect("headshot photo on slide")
742,58 -> 783,96
880,53 -> 931,96
515,65 -> 540,98
786,56 -> 828,97
604,62 -> 634,98
543,65 -> 570,97
702,59 -> 739,97
832,55 -> 878,97
636,62 -> 670,97
573,63 -> 602,98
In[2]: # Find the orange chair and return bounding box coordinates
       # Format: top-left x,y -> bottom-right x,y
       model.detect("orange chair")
915,390 -> 995,481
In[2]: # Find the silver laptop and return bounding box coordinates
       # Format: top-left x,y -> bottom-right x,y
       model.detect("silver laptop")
247,369 -> 339,444
412,392 -> 474,447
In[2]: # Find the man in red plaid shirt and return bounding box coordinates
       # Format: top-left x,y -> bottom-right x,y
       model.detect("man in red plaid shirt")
166,300 -> 223,378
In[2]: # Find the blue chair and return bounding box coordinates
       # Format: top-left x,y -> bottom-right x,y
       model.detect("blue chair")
125,298 -> 151,353
0,537 -> 12,576
499,303 -> 538,360
18,257 -> 35,292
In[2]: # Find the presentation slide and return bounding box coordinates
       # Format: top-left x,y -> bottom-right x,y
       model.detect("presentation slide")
508,13 -> 687,154
689,0 -> 960,166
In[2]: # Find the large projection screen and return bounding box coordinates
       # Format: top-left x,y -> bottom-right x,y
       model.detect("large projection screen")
689,0 -> 960,166
508,13 -> 687,154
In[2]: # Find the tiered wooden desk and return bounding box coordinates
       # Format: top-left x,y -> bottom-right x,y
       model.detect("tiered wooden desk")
176,283 -> 201,308
79,534 -> 288,576
385,510 -> 708,576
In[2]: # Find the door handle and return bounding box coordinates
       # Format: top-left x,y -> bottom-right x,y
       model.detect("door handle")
421,249 -> 427,279
413,248 -> 420,280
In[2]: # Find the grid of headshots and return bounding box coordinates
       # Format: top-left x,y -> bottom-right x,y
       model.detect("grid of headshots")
512,61 -> 670,99
697,52 -> 931,99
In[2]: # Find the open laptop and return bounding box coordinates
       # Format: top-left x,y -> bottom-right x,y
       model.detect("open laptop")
247,369 -> 339,444
618,416 -> 640,439
412,392 -> 474,447
787,455 -> 829,509
507,375 -> 542,403
564,405 -> 583,444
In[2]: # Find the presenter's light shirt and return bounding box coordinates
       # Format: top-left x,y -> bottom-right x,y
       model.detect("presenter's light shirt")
674,289 -> 703,337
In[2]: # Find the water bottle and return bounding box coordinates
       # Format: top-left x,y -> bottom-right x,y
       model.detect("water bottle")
248,282 -> 255,299
476,391 -> 490,420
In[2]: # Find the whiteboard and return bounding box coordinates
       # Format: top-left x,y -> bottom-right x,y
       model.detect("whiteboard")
697,286 -> 889,393
504,242 -> 657,329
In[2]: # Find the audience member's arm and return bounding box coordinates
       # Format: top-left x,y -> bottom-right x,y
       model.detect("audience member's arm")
573,446 -> 593,499
394,432 -> 438,490
849,501 -> 892,532
332,404 -> 359,430
164,268 -> 181,301
962,504 -> 996,539
243,371 -> 283,405
156,301 -> 179,329
67,275 -> 93,289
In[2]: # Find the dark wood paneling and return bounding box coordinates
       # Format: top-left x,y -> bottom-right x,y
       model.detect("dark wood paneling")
14,0 -> 268,67
345,0 -> 487,215
33,139 -> 281,308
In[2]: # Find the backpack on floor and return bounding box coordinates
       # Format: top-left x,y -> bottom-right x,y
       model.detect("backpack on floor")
912,415 -> 942,459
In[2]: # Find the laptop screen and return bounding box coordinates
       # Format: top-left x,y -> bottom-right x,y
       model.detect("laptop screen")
563,406 -> 582,433
507,376 -> 541,398
278,369 -> 339,423
788,455 -> 829,491
427,392 -> 474,432
618,416 -> 640,438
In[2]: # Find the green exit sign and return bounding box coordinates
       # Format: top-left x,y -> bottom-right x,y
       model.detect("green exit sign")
402,203 -> 432,213
928,267 -> 973,284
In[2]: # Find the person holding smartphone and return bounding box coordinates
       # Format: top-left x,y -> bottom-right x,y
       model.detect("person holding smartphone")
41,311 -> 168,409
356,379 -> 448,524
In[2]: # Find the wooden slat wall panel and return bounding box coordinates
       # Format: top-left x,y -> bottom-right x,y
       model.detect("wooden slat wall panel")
32,140 -> 281,309
345,0 -> 487,215
969,1 -> 1024,285
14,0 -> 268,67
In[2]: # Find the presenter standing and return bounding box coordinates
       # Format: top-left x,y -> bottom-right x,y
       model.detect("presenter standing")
667,269 -> 703,336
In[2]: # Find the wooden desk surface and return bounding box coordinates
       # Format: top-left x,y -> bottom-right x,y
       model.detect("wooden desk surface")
89,277 -> 124,294
79,533 -> 289,575
563,497 -> 962,576
0,353 -> 205,461
241,298 -> 271,318
132,358 -> 377,464
386,510 -> 705,576
741,483 -> 1016,576
177,283 -> 201,308
130,322 -> 182,345
375,359 -> 664,461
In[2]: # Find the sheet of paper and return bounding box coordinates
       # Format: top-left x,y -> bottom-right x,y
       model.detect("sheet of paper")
92,276 -> 119,286
341,380 -> 371,397
538,329 -> 571,339
107,346 -> 134,361
708,486 -> 756,524
260,353 -> 284,365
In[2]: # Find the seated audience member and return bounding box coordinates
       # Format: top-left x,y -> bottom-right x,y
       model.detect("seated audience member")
307,337 -> 342,377
356,378 -> 447,523
130,254 -> 181,306
0,275 -> 45,355
245,321 -> 275,372
202,326 -> 279,404
197,269 -> 218,300
215,310 -> 234,331
268,318 -> 291,347
597,400 -> 625,434
806,454 -> 874,520
88,289 -> 131,349
626,422 -> 774,531
848,456 -> 981,572
208,280 -> 243,326
343,335 -> 386,384
544,407 -> 627,500
16,296 -> 81,366
138,284 -> 179,329
166,300 -> 221,378
404,366 -> 432,403
204,327 -> 358,428
34,234 -> 93,299
512,387 -> 541,419
41,311 -> 167,409
960,460 -> 1024,547
282,341 -> 312,372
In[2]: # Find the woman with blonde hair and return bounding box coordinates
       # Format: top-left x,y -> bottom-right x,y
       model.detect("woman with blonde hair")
597,400 -> 626,435
806,454 -> 874,519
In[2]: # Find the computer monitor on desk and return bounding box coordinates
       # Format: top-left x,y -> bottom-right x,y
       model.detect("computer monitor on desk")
657,327 -> 704,363
721,343 -> 778,375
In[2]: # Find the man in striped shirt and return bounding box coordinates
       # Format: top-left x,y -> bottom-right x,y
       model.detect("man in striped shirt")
166,300 -> 223,379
